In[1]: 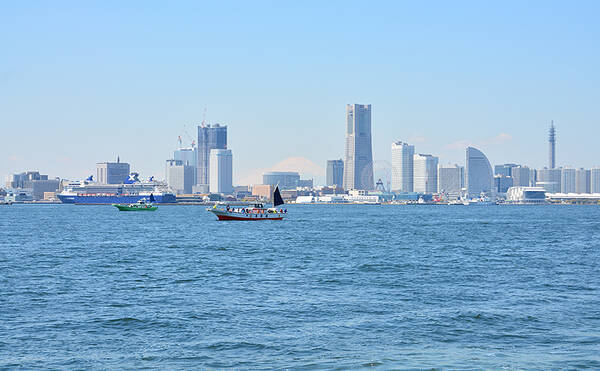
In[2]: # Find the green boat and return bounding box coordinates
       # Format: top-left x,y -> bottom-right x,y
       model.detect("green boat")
113,197 -> 157,211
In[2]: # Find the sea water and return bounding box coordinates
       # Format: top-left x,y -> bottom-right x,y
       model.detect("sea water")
1,204 -> 599,369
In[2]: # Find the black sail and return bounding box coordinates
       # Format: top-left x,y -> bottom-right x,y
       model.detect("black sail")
273,186 -> 284,207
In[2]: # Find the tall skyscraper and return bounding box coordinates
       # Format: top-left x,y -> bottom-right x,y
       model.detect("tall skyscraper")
209,149 -> 233,194
166,159 -> 194,194
326,160 -> 344,187
437,164 -> 464,196
343,104 -> 373,190
197,124 -> 227,193
391,141 -> 414,192
465,147 -> 493,197
413,154 -> 438,193
591,168 -> 600,193
561,168 -> 576,193
575,168 -> 591,194
549,121 -> 556,169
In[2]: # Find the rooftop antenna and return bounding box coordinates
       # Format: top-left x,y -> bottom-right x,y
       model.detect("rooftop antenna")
201,107 -> 207,128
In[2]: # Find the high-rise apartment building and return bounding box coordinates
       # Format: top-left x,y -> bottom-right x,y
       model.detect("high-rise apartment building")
512,166 -> 532,187
97,158 -> 130,184
437,164 -> 464,196
391,141 -> 414,192
413,154 -> 438,193
326,160 -> 344,187
343,104 -> 373,190
465,147 -> 494,197
575,168 -> 591,194
197,124 -> 227,193
209,149 -> 233,194
561,168 -> 576,193
536,168 -> 561,193
591,168 -> 600,193
166,159 -> 194,194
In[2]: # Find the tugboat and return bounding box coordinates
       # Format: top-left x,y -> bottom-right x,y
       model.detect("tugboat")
113,194 -> 158,211
208,186 -> 286,221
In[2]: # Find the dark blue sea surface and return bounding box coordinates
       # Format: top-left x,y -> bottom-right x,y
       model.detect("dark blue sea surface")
1,204 -> 599,369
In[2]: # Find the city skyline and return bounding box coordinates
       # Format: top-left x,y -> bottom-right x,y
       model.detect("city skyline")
2,2 -> 600,182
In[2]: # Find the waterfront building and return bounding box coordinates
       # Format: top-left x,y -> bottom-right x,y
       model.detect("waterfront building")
465,147 -> 493,198
326,160 -> 344,187
343,104 -> 373,190
97,159 -> 130,184
197,124 -> 227,193
494,175 -> 513,194
575,168 -> 591,194
262,171 -> 300,190
506,187 -> 547,204
298,179 -> 314,188
549,121 -> 556,169
413,154 -> 438,194
494,164 -> 519,177
512,166 -> 532,187
561,168 -> 576,193
536,168 -> 561,193
591,168 -> 600,193
174,147 -> 198,185
391,141 -> 415,192
209,149 -> 233,194
166,159 -> 195,194
31,179 -> 60,200
437,164 -> 464,196
9,171 -> 48,188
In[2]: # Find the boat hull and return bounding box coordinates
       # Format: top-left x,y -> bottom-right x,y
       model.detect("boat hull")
209,209 -> 284,221
58,193 -> 176,204
114,204 -> 157,211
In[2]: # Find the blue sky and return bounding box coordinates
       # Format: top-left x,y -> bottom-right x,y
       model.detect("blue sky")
1,1 -> 599,184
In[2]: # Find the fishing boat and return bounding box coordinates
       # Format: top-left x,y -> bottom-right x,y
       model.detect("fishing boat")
113,195 -> 157,211
208,186 -> 286,221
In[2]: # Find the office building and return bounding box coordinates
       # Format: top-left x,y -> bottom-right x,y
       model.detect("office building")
174,147 -> 198,185
262,172 -> 300,190
494,164 -> 519,177
549,121 -> 556,169
465,147 -> 494,197
561,168 -> 576,193
9,171 -> 48,189
197,124 -> 227,193
391,141 -> 415,192
209,149 -> 233,194
166,159 -> 195,194
591,168 -> 600,193
437,164 -> 464,196
512,166 -> 532,187
298,179 -> 314,188
31,179 -> 60,200
326,160 -> 344,187
413,154 -> 438,193
97,159 -> 130,184
343,104 -> 373,190
574,168 -> 591,194
494,175 -> 513,194
536,168 -> 561,193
